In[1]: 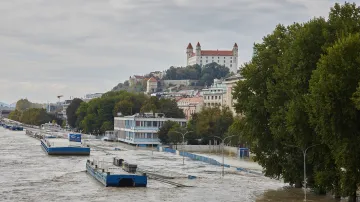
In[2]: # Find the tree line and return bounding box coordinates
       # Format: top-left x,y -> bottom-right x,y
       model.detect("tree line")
232,3 -> 360,200
163,63 -> 230,86
112,63 -> 231,92
9,108 -> 62,126
158,106 -> 239,148
66,91 -> 185,134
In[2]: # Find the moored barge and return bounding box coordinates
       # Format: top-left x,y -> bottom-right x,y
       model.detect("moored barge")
86,158 -> 147,187
40,133 -> 90,155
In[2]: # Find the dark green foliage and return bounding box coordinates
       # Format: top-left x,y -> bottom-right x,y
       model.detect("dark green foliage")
66,98 -> 83,128
187,106 -> 233,145
163,63 -> 230,86
158,121 -> 178,144
15,99 -> 43,111
232,2 -> 360,199
8,110 -> 22,121
18,108 -> 52,126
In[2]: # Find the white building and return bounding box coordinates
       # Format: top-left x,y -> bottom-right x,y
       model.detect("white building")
176,97 -> 204,119
146,77 -> 158,94
223,74 -> 244,115
202,79 -> 227,107
186,42 -> 238,73
85,93 -> 103,99
114,113 -> 187,146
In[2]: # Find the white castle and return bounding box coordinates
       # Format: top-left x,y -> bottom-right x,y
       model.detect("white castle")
186,42 -> 238,73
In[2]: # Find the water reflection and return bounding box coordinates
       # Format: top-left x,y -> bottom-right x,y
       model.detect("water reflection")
257,187 -> 345,202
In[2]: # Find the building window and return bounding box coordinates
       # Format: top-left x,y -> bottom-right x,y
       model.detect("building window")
231,57 -> 232,59
153,121 -> 157,127
230,60 -> 232,63
224,57 -> 225,59
218,60 -> 219,63
212,60 -> 214,62
212,96 -> 214,100
218,57 -> 219,59
136,121 -> 140,127
206,60 -> 208,62
200,60 -> 202,63
215,96 -> 217,99
206,56 -> 208,59
224,60 -> 225,63
230,64 -> 232,67
147,133 -> 152,139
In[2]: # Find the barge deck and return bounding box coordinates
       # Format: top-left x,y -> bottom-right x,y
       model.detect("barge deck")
86,159 -> 147,187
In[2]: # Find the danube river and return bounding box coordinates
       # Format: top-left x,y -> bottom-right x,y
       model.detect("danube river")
0,128 -> 344,202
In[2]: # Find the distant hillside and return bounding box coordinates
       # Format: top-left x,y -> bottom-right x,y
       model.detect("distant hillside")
111,63 -> 231,93
0,102 -> 9,107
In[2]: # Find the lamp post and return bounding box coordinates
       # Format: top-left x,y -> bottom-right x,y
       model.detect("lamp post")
286,144 -> 321,202
214,135 -> 235,177
173,131 -> 193,165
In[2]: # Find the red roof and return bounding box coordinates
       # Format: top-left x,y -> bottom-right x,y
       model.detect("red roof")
187,43 -> 193,49
196,42 -> 201,47
234,43 -> 238,47
201,50 -> 233,56
148,77 -> 157,82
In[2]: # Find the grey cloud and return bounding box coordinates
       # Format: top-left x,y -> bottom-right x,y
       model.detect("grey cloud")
0,0 -> 343,103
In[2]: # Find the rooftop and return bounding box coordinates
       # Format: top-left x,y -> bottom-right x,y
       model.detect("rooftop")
177,97 -> 203,104
148,77 -> 157,82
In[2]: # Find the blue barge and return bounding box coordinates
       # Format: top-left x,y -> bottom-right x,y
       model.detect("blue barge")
86,159 -> 147,187
40,133 -> 90,155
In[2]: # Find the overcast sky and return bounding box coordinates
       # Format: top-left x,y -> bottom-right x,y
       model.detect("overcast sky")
0,0 -> 350,104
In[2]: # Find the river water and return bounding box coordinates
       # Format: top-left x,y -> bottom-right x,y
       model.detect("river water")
0,128 -> 344,202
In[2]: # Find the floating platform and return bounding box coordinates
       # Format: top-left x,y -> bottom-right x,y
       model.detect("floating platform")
40,139 -> 90,155
86,159 -> 147,187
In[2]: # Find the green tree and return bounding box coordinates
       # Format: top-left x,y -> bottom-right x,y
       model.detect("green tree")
308,33 -> 360,201
15,99 -> 32,111
114,100 -> 134,116
188,106 -> 233,145
158,98 -> 185,118
66,98 -> 83,128
232,2 -> 360,199
100,121 -> 113,133
158,121 -> 178,144
168,123 -> 182,149
75,102 -> 88,128
19,108 -> 51,126
8,110 -> 21,121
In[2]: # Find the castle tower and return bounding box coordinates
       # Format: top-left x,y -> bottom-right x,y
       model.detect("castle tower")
232,43 -> 238,57
186,43 -> 193,60
196,42 -> 201,56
